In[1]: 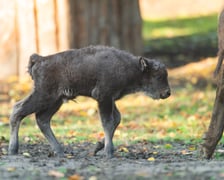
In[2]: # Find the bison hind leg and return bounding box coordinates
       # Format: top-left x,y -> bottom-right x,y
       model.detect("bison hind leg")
8,92 -> 42,154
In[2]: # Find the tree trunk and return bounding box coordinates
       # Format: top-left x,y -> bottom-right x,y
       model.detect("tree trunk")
201,9 -> 224,159
201,68 -> 224,159
67,0 -> 143,55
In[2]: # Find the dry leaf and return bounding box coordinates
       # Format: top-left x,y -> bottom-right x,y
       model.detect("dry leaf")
2,148 -> 7,155
89,176 -> 98,180
1,117 -> 8,124
23,152 -> 31,158
181,150 -> 193,155
147,157 -> 155,161
66,154 -> 75,159
68,174 -> 84,180
7,167 -> 16,172
48,170 -> 64,178
188,146 -> 196,151
153,145 -> 160,149
95,132 -> 104,140
119,147 -> 129,153
164,144 -> 173,149
87,108 -> 96,116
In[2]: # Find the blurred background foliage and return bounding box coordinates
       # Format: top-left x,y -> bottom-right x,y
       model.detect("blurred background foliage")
143,14 -> 218,67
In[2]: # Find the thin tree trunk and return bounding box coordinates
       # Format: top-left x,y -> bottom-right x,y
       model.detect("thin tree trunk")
201,68 -> 224,159
201,8 -> 224,159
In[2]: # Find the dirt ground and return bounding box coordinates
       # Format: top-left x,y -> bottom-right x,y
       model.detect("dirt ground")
1,141 -> 224,180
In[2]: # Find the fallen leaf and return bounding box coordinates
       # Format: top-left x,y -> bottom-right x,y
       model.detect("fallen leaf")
89,176 -> 98,180
1,117 -> 8,124
68,174 -> 84,180
2,148 -> 7,155
164,144 -> 173,149
24,137 -> 31,142
188,146 -> 196,151
119,147 -> 129,153
89,176 -> 97,180
153,145 -> 160,149
7,167 -> 16,172
217,149 -> 224,153
66,154 -> 75,159
181,150 -> 193,155
87,108 -> 96,116
23,152 -> 31,158
48,170 -> 64,178
147,157 -> 155,161
166,172 -> 173,176
68,130 -> 77,137
96,132 -> 104,140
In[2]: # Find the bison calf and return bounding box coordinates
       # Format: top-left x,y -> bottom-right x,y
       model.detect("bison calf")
8,46 -> 171,158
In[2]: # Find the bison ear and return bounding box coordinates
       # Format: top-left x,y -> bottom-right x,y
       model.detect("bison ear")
139,57 -> 149,72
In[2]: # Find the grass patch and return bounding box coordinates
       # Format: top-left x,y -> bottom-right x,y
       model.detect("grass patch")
143,14 -> 218,40
143,13 -> 218,67
0,84 -> 216,147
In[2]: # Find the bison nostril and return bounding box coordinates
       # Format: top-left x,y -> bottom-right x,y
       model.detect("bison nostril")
166,91 -> 171,96
160,89 -> 171,99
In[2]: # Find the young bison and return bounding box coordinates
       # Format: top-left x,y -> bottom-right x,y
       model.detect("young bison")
8,46 -> 171,158
214,9 -> 224,76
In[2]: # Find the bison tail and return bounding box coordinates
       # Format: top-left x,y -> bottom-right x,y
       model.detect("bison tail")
28,53 -> 42,78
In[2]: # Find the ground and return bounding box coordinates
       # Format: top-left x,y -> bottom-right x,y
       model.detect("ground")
1,141 -> 224,180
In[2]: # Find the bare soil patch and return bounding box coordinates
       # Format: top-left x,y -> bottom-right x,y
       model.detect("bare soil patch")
1,141 -> 224,180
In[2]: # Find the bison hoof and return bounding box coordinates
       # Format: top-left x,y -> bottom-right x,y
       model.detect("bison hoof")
93,141 -> 105,155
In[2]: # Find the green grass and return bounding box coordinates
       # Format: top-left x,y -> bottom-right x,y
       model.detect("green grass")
0,84 -> 216,147
142,13 -> 218,66
143,14 -> 218,40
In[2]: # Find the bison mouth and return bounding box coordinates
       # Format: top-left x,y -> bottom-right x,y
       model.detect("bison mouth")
144,92 -> 160,100
143,87 -> 171,100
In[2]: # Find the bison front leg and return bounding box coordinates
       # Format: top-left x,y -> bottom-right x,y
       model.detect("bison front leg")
35,100 -> 63,156
96,99 -> 121,158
